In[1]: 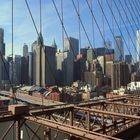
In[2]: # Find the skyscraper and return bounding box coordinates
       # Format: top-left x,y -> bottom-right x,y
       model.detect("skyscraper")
45,46 -> 56,86
28,52 -> 33,85
125,55 -> 132,64
21,43 -> 29,85
14,55 -> 22,85
32,43 -> 39,86
32,38 -> 56,86
136,29 -> 140,62
111,62 -> 131,89
23,43 -> 28,57
0,28 -> 5,83
51,39 -> 57,51
64,37 -> 79,58
114,36 -> 124,61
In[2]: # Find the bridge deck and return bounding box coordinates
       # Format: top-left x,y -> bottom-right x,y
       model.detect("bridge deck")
0,91 -> 63,106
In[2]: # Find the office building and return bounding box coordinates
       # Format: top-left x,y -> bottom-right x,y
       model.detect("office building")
56,51 -> 74,86
23,43 -> 28,57
21,44 -> 29,85
56,51 -> 64,86
87,48 -> 95,62
28,52 -> 33,85
51,39 -> 57,51
32,34 -> 56,86
97,56 -> 106,74
0,28 -> 5,83
125,55 -> 132,64
80,48 -> 88,60
73,56 -> 86,82
114,36 -> 124,61
32,33 -> 45,86
111,62 -> 131,89
95,47 -> 114,56
14,55 -> 22,85
64,37 -> 79,59
63,51 -> 74,86
45,46 -> 56,86
84,71 -> 103,87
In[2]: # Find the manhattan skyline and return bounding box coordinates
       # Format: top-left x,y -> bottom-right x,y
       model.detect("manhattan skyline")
0,0 -> 139,60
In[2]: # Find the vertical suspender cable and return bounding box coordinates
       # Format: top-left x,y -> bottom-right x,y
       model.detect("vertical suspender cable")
12,4 -> 14,140
101,0 -> 105,45
90,0 -> 95,48
11,0 -> 17,104
25,0 -> 57,86
39,0 -> 42,87
77,0 -> 81,54
40,0 -> 42,34
12,0 -> 14,89
61,0 -> 65,85
111,0 -> 114,39
39,0 -> 44,108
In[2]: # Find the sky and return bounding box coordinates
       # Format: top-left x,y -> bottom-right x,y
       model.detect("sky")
0,0 -> 140,60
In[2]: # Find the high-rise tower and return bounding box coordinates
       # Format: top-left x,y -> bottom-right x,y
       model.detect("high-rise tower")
114,36 -> 124,61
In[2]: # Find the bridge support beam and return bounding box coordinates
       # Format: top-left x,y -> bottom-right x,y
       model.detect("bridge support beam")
16,120 -> 20,140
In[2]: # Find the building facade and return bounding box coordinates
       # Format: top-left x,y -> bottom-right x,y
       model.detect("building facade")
0,28 -> 5,83
111,62 -> 131,89
114,36 -> 124,61
64,37 -> 79,59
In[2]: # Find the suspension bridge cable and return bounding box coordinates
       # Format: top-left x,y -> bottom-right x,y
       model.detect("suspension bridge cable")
71,0 -> 99,60
39,0 -> 44,108
85,0 -> 125,62
24,0 -> 57,85
127,0 -> 140,34
61,0 -> 66,85
106,0 -> 138,62
133,0 -> 140,24
77,0 -> 81,54
97,0 -> 126,61
125,0 -> 130,53
114,0 -> 140,60
128,0 -> 139,26
51,0 -> 77,59
135,0 -> 140,16
105,0 -> 136,63
101,0 -> 105,43
40,0 -> 42,34
90,0 -> 95,48
0,0 -> 17,104
116,0 -> 140,60
39,0 -> 42,87
125,0 -> 139,60
111,0 -> 115,50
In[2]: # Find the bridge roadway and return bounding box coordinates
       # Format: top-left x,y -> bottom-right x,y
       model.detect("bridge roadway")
0,91 -> 140,140
0,90 -> 64,106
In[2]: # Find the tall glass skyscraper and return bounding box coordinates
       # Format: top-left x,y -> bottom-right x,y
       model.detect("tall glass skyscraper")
114,36 -> 124,61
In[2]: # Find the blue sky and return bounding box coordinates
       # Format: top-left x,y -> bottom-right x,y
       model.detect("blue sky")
0,0 -> 139,60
